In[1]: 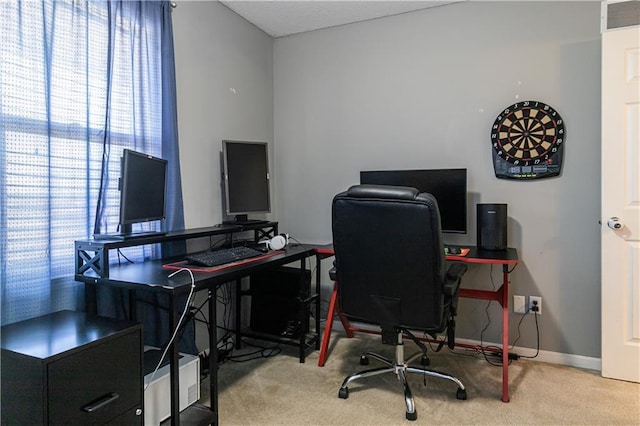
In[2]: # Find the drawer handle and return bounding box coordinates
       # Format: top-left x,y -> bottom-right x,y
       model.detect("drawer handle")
82,392 -> 120,412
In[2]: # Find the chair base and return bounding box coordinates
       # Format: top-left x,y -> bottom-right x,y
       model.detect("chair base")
337,333 -> 466,421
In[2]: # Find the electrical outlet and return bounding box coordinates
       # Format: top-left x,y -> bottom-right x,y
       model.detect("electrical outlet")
513,295 -> 526,314
529,296 -> 542,314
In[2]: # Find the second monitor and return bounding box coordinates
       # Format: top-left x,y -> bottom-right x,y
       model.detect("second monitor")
360,168 -> 467,234
222,140 -> 271,224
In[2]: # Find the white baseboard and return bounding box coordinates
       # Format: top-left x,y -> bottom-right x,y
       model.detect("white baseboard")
445,337 -> 601,371
328,323 -> 602,372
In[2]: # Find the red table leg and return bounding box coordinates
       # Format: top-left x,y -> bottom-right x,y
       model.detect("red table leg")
501,266 -> 510,402
318,282 -> 339,366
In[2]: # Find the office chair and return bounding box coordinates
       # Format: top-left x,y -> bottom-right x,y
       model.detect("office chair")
331,184 -> 468,421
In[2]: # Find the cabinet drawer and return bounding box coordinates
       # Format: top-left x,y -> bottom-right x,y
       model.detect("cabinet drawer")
48,331 -> 142,425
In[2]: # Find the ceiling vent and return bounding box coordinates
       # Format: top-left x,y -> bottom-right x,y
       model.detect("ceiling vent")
601,1 -> 640,32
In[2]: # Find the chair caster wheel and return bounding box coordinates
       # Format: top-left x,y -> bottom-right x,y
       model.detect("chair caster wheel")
338,387 -> 349,399
359,355 -> 369,366
406,411 -> 417,421
421,355 -> 430,366
456,388 -> 467,400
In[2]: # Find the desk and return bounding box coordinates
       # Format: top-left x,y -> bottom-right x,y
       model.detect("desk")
316,246 -> 518,403
75,224 -> 319,426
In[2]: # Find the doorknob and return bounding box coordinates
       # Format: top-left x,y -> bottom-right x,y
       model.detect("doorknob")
607,217 -> 623,230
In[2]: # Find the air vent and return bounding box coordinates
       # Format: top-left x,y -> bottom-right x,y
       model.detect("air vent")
602,1 -> 640,32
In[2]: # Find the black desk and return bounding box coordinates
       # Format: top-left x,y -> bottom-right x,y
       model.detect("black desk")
75,224 -> 319,426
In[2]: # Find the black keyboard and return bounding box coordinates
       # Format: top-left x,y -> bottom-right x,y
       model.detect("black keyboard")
185,246 -> 264,267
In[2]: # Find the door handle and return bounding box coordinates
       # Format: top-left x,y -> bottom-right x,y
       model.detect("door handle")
607,217 -> 623,230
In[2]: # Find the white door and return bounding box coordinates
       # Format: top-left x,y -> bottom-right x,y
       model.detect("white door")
601,23 -> 640,383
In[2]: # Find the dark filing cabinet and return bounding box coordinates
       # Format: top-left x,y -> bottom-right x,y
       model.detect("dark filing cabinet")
1,310 -> 143,425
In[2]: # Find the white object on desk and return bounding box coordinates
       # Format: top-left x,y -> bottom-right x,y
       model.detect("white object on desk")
260,233 -> 289,250
143,348 -> 200,426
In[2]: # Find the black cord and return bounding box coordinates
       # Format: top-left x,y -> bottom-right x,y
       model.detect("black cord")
189,296 -> 212,338
518,309 -> 540,359
116,248 -> 135,265
477,264 -> 512,366
225,338 -> 281,363
288,235 -> 303,246
208,235 -> 228,250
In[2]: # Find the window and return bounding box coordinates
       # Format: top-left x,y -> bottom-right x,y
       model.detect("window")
0,0 -> 177,324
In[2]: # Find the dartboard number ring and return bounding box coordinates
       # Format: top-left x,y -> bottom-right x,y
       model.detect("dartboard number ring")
491,100 -> 565,180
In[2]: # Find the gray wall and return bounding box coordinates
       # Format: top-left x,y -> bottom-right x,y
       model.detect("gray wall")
273,1 -> 602,359
173,1 -> 274,229
172,1 -> 274,349
173,1 -> 602,361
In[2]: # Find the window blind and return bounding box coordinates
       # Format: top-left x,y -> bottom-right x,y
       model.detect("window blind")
1,0 -> 167,324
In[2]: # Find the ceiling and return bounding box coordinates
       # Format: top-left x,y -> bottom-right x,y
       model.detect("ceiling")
219,1 -> 463,38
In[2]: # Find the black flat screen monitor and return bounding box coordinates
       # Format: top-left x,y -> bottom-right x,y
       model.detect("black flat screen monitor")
222,140 -> 271,224
93,149 -> 167,240
119,149 -> 168,233
360,168 -> 467,234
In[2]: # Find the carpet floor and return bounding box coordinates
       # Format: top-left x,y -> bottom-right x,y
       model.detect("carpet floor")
200,332 -> 640,425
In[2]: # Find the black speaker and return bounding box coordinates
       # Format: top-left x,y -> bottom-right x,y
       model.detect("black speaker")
477,203 -> 508,251
249,267 -> 310,339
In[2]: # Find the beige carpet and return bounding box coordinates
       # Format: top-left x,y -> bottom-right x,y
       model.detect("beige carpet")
201,332 -> 640,425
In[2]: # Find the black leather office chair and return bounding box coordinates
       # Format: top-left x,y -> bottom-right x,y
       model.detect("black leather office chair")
331,184 -> 468,421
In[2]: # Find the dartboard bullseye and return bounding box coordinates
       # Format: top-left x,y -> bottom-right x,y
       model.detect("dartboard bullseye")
491,101 -> 565,180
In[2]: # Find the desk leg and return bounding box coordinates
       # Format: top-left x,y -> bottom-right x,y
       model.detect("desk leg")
501,266 -> 510,403
235,278 -> 242,349
85,282 -> 97,315
209,289 -> 219,424
169,295 -> 180,426
128,290 -> 137,319
318,282 -> 338,366
315,254 -> 322,350
298,256 -> 307,363
318,281 -> 356,367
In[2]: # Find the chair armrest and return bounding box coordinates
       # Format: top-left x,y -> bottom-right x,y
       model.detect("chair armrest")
443,262 -> 468,297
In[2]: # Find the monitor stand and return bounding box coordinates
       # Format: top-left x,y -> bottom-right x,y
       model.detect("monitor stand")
223,214 -> 269,226
93,224 -> 166,241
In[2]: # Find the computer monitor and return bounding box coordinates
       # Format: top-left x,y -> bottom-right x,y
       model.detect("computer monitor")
360,168 -> 467,234
93,149 -> 167,240
119,149 -> 168,231
222,140 -> 271,224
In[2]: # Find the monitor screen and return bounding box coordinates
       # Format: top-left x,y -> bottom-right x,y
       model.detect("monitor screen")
119,149 -> 168,230
222,140 -> 271,223
360,168 -> 467,234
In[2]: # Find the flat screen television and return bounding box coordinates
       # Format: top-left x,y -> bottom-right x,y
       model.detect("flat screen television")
360,168 -> 467,234
222,140 -> 271,224
94,149 -> 168,240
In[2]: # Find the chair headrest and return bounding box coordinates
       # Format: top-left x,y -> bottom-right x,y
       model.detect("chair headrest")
346,184 -> 420,201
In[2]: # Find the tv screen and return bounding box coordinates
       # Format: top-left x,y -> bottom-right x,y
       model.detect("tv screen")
119,149 -> 168,231
360,168 -> 467,234
222,140 -> 271,223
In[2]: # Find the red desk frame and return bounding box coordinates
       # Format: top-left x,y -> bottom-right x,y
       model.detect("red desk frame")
316,246 -> 519,403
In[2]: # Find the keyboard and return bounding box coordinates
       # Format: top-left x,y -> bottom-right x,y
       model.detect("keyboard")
185,246 -> 264,267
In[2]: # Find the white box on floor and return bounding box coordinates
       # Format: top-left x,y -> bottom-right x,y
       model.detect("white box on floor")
143,348 -> 200,426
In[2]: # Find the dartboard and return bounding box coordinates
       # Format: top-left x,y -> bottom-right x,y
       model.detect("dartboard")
491,100 -> 565,180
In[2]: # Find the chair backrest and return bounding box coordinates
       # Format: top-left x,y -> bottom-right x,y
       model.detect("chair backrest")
332,184 -> 446,331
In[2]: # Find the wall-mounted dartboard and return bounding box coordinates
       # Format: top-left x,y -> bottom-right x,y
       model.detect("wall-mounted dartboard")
490,100 -> 565,180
